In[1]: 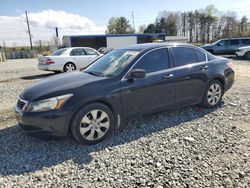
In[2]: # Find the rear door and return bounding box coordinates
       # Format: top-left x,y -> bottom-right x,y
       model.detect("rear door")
228,39 -> 240,54
120,48 -> 176,118
171,47 -> 209,106
84,48 -> 101,64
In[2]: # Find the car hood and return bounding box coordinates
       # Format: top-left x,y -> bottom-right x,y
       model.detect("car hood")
200,44 -> 213,48
21,71 -> 104,101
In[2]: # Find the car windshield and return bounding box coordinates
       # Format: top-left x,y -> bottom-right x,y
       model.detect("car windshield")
84,49 -> 141,77
52,48 -> 67,56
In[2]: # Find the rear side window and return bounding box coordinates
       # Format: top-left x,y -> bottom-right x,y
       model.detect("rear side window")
195,49 -> 206,62
242,39 -> 250,45
70,49 -> 86,56
52,49 -> 67,56
230,39 -> 239,45
172,47 -> 197,66
134,48 -> 169,73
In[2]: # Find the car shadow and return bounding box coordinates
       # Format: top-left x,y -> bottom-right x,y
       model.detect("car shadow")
20,73 -> 55,80
0,104 -> 219,176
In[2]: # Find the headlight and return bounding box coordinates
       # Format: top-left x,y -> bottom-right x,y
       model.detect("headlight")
27,94 -> 73,112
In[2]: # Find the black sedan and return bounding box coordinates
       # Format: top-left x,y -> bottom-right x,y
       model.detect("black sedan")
15,43 -> 235,144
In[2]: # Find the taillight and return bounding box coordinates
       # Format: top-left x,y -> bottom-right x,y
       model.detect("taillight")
46,59 -> 55,64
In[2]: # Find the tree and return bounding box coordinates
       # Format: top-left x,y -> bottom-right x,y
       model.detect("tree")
138,24 -> 147,33
144,24 -> 156,33
107,17 -> 134,34
240,16 -> 248,36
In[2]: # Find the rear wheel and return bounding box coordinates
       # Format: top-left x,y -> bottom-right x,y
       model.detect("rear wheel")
207,49 -> 214,54
70,103 -> 114,145
244,51 -> 250,60
64,62 -> 76,72
201,80 -> 223,108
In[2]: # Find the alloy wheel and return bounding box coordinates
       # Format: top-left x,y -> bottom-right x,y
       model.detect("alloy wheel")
207,83 -> 222,106
65,63 -> 76,72
80,109 -> 110,141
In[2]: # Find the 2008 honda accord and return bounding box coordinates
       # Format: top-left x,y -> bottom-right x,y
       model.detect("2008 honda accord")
15,43 -> 235,144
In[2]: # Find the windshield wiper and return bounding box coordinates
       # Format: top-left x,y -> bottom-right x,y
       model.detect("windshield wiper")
85,71 -> 104,77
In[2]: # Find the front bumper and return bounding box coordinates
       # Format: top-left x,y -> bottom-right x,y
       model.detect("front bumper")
15,106 -> 71,139
235,51 -> 245,57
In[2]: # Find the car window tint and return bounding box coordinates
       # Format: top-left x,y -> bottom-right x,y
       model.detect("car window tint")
52,49 -> 67,56
242,39 -> 250,45
134,48 -> 169,73
230,39 -> 239,45
172,47 -> 197,66
217,40 -> 229,46
70,49 -> 86,56
85,48 -> 98,55
195,49 -> 206,62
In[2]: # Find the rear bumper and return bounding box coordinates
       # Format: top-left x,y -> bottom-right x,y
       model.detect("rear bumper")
15,107 -> 71,139
38,64 -> 63,72
224,69 -> 235,92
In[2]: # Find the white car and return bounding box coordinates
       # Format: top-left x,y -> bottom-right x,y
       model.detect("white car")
235,46 -> 250,60
38,47 -> 102,72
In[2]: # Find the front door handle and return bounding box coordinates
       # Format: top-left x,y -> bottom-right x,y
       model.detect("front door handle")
163,74 -> 174,80
200,65 -> 208,70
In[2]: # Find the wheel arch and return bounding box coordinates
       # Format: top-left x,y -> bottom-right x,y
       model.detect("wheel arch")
69,99 -> 120,133
63,62 -> 76,70
211,76 -> 225,91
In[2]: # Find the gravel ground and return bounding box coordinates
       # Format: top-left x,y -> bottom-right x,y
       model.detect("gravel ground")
0,58 -> 249,187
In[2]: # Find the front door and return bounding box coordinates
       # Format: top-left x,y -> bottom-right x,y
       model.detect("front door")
214,39 -> 230,54
120,48 -> 176,118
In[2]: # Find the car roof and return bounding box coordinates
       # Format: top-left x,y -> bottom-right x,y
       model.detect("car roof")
219,37 -> 250,40
118,42 -> 195,51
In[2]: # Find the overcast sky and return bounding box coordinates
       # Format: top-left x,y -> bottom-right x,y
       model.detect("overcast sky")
0,0 -> 250,47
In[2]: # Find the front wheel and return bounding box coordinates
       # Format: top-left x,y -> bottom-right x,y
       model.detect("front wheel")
201,80 -> 223,108
70,103 -> 114,145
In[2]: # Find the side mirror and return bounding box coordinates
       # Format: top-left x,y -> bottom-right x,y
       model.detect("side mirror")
126,69 -> 146,80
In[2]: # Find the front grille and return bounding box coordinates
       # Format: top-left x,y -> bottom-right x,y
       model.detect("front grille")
17,99 -> 27,111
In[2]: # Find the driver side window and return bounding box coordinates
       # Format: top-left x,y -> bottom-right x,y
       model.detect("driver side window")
133,48 -> 170,74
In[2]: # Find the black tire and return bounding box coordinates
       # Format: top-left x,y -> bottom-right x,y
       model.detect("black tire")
201,80 -> 224,108
244,51 -> 250,60
70,103 -> 114,145
63,62 -> 76,72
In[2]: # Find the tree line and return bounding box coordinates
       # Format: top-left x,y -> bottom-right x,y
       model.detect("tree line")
107,4 -> 250,43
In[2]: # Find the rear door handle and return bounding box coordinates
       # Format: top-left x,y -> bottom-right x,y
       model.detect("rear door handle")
163,74 -> 174,80
200,65 -> 208,70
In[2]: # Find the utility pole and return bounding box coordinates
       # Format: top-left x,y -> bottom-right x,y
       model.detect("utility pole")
55,27 -> 59,37
25,10 -> 33,50
132,11 -> 135,31
3,41 -> 6,55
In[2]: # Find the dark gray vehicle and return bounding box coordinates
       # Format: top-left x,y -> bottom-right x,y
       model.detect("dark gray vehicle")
15,43 -> 235,145
201,37 -> 250,55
